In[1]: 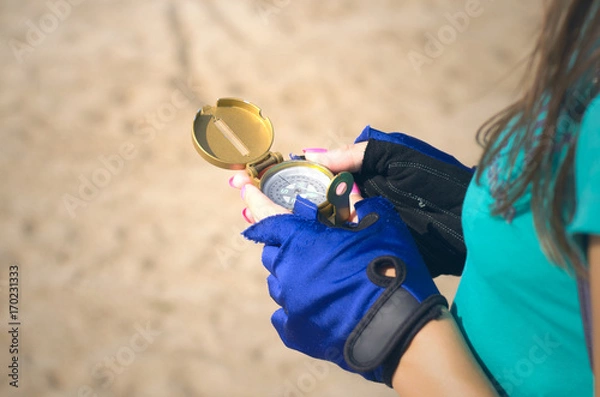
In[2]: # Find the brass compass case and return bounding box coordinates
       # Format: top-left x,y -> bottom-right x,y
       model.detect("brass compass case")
191,98 -> 352,223
192,97 -> 283,178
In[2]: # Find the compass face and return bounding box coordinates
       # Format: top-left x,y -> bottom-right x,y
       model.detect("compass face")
261,164 -> 332,210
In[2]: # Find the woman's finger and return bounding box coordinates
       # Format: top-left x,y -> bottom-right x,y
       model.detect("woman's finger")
349,183 -> 363,223
241,184 -> 289,223
229,171 -> 253,189
241,207 -> 255,224
303,142 -> 368,173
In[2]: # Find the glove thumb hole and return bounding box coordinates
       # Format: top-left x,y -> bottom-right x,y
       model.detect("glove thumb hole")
366,256 -> 406,287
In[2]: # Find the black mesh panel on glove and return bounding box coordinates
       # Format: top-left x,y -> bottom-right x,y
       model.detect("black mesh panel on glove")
354,138 -> 474,278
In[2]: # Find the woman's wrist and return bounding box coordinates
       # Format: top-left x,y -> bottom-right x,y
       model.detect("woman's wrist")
391,307 -> 499,396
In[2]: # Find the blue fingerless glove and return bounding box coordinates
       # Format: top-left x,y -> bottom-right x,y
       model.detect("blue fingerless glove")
243,196 -> 448,386
354,126 -> 475,278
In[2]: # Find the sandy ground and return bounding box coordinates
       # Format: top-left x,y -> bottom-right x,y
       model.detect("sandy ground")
0,1 -> 542,396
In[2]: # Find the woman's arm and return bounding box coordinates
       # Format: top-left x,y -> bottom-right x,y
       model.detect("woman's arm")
391,309 -> 499,396
588,235 -> 600,396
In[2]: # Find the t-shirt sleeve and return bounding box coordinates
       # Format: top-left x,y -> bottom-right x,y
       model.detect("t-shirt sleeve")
570,94 -> 600,236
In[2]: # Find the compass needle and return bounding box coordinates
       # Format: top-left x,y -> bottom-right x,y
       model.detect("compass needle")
261,164 -> 332,211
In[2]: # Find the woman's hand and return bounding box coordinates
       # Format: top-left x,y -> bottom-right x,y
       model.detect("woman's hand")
241,194 -> 448,386
228,140 -> 499,395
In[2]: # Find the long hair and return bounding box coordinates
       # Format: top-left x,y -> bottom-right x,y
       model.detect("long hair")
476,0 -> 600,276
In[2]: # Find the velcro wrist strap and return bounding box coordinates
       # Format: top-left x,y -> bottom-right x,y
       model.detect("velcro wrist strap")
344,288 -> 447,387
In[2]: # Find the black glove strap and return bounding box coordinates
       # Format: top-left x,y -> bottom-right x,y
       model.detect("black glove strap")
343,256 -> 448,387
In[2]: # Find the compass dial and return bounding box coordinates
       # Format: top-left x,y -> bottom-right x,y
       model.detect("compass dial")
260,163 -> 333,210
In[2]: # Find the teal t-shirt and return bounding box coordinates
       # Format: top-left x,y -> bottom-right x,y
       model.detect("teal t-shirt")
452,94 -> 600,396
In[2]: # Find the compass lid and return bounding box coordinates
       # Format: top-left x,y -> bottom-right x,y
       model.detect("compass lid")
192,98 -> 274,170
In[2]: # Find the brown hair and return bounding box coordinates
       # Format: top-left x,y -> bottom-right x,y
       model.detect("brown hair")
476,0 -> 600,276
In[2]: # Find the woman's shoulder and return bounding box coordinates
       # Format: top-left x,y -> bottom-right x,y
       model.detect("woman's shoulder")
581,92 -> 600,128
570,92 -> 600,236
577,92 -> 600,160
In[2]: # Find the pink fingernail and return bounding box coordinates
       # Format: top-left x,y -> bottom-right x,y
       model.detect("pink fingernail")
351,183 -> 360,195
240,185 -> 246,199
242,208 -> 253,224
302,148 -> 328,153
228,176 -> 235,188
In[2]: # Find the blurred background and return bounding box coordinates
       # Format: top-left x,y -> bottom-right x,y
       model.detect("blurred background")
0,0 -> 541,396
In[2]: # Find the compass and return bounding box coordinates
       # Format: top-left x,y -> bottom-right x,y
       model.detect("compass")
260,161 -> 331,210
191,98 -> 353,224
